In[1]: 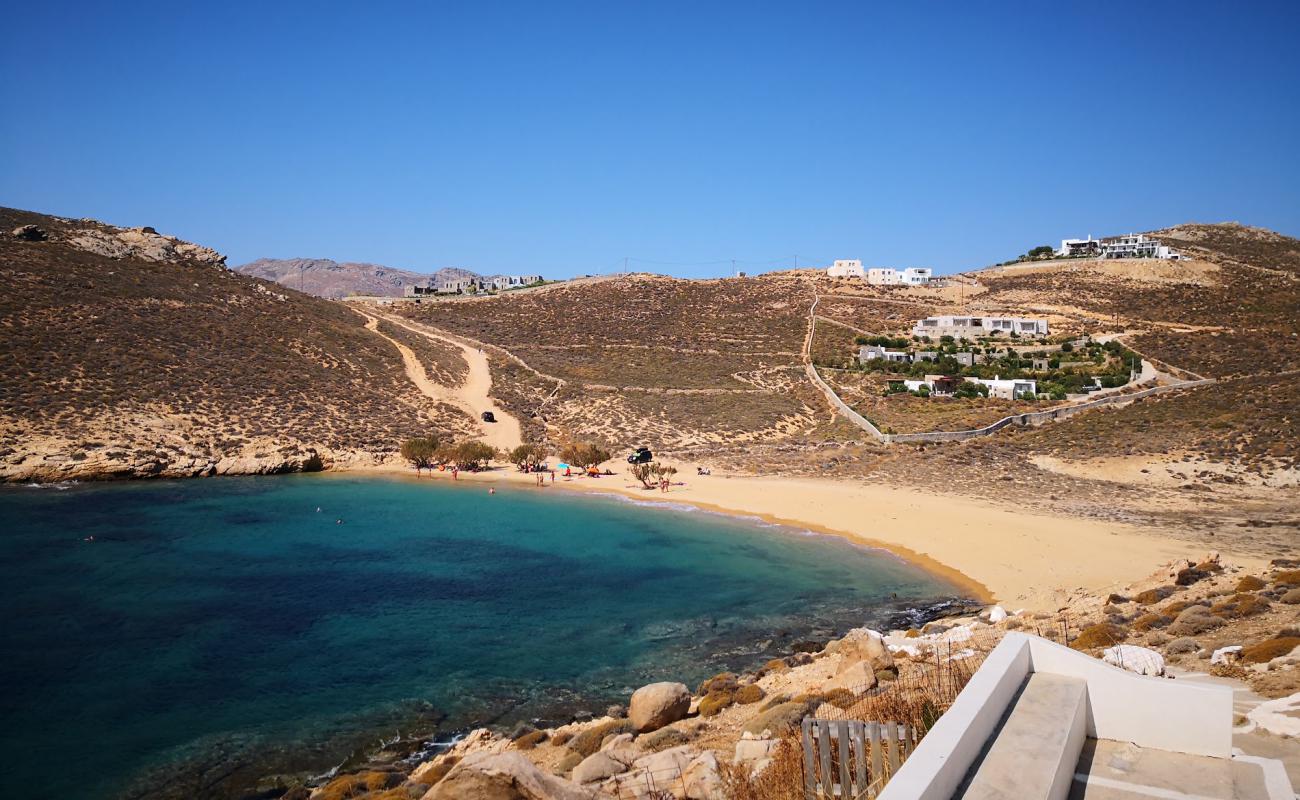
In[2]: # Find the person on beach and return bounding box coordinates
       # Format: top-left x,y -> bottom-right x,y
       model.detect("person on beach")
550,470 -> 555,483
489,487 -> 495,495
452,466 -> 459,481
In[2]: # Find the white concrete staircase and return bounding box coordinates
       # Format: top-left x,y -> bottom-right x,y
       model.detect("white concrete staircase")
877,633 -> 1296,800
956,673 -> 1088,799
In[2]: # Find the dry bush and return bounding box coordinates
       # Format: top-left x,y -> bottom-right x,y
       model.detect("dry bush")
567,719 -> 634,757
1274,570 -> 1300,586
1241,637 -> 1300,664
1071,623 -> 1128,650
718,737 -> 805,800
1210,593 -> 1271,619
1236,575 -> 1266,592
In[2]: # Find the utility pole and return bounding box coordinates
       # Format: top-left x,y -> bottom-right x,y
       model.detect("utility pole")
623,256 -> 628,276
300,263 -> 305,293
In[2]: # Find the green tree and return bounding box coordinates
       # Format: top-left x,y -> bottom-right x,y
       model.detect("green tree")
508,443 -> 548,471
560,442 -> 611,469
441,440 -> 498,470
400,436 -> 440,475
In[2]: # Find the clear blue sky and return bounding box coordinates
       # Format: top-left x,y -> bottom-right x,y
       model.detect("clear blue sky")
3,1 -> 1297,278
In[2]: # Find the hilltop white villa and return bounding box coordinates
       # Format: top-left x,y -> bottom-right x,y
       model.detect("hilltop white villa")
867,267 -> 932,286
826,260 -> 932,285
1057,233 -> 1182,260
912,315 -> 1049,340
827,259 -> 866,277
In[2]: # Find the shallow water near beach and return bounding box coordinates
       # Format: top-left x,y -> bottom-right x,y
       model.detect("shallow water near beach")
0,474 -> 965,798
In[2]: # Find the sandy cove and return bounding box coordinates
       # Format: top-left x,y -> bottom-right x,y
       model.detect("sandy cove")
351,461 -> 1267,611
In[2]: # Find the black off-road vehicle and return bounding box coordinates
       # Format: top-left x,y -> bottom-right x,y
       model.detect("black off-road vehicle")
627,446 -> 653,465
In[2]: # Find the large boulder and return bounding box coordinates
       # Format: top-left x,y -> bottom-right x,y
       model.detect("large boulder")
835,629 -> 895,673
422,751 -> 597,800
823,660 -> 877,694
11,224 -> 47,241
681,751 -> 723,799
571,750 -> 631,784
629,682 -> 690,733
742,701 -> 810,737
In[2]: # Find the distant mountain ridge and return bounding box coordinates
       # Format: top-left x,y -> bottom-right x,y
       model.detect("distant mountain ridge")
235,258 -> 481,299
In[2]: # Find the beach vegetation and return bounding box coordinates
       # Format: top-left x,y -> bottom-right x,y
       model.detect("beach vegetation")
1274,570 -> 1300,586
697,672 -> 739,695
1210,593 -> 1271,619
1240,637 -> 1300,663
315,771 -> 403,800
642,726 -> 693,752
717,735 -> 804,800
399,435 -> 440,474
559,442 -> 611,469
567,719 -> 634,757
735,684 -> 765,704
437,439 -> 498,470
513,729 -> 548,749
631,462 -> 678,489
1070,622 -> 1128,650
1133,587 -> 1174,605
507,443 -> 547,471
1235,575 -> 1266,592
699,689 -> 735,717
1131,613 -> 1172,632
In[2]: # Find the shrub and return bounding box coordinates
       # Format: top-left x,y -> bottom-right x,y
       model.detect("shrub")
1175,568 -> 1207,586
1235,575 -> 1266,592
759,693 -> 791,712
698,672 -> 739,695
1134,587 -> 1174,605
820,688 -> 857,709
1162,600 -> 1195,616
735,684 -> 765,705
1166,637 -> 1200,654
1167,606 -> 1225,636
642,726 -> 692,752
1240,637 -> 1300,663
1132,613 -> 1172,632
1210,593 -> 1271,619
761,658 -> 789,674
550,730 -> 572,746
1282,588 -> 1300,604
315,772 -> 402,800
567,719 -> 633,757
1071,623 -> 1127,650
556,750 -> 583,775
717,736 -> 805,800
514,729 -> 548,749
1274,570 -> 1300,587
699,690 -> 735,717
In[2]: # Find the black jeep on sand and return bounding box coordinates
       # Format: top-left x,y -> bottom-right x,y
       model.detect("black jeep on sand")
627,446 -> 653,465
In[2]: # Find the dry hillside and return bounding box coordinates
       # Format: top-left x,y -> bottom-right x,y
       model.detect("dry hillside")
0,208 -> 474,481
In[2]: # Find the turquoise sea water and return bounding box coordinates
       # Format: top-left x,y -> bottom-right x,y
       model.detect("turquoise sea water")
0,475 -> 964,799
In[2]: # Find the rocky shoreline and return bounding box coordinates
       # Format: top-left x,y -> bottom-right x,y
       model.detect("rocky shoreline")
215,555 -> 1300,800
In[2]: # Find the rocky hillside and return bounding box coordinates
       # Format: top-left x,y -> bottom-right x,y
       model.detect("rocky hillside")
235,258 -> 480,299
0,208 -> 475,481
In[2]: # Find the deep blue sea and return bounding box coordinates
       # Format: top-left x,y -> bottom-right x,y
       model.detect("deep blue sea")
0,474 -> 963,799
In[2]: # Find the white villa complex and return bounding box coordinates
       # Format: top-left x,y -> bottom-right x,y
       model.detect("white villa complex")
867,267 -> 932,286
826,260 -> 932,285
912,315 -> 1049,340
1057,233 -> 1182,260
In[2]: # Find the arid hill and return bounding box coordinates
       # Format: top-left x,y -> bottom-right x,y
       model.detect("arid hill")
235,257 -> 480,299
0,208 -> 475,481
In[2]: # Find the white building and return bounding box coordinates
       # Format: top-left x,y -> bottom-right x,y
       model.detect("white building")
827,259 -> 865,278
859,345 -> 910,364
1057,236 -> 1101,257
866,267 -> 932,286
490,274 -> 543,290
1101,233 -> 1181,260
912,315 -> 1049,340
969,376 -> 1038,399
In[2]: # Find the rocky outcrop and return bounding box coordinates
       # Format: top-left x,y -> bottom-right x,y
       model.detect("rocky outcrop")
628,682 -> 690,733
11,224 -> 47,241
1,442 -> 335,483
66,225 -> 225,266
423,751 -> 598,800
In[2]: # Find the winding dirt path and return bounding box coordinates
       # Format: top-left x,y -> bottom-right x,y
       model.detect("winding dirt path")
354,309 -> 523,452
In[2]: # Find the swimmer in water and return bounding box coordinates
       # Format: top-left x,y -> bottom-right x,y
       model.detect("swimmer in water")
489,487 -> 496,495
316,507 -> 321,513
336,519 -> 343,525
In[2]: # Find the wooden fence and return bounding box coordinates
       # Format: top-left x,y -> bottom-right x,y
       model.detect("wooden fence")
802,719 -> 917,799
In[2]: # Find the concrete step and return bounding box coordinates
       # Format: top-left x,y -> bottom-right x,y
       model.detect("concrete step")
1068,738 -> 1287,799
957,673 -> 1088,800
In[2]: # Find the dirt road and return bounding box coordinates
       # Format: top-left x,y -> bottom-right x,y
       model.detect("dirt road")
354,310 -> 523,452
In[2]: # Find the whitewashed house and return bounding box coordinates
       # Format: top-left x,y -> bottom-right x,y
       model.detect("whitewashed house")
969,376 -> 1038,399
1101,234 -> 1181,260
859,345 -> 910,364
827,259 -> 865,278
912,315 -> 1049,340
867,267 -> 932,286
1057,236 -> 1101,257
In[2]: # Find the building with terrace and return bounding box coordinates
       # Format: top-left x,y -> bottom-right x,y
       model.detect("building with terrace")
912,315 -> 1049,340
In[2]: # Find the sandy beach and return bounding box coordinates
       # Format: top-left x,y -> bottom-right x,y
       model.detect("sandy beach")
355,460 -> 1265,611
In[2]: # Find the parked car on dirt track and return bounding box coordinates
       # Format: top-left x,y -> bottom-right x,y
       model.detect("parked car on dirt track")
481,411 -> 496,423
627,446 -> 652,464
